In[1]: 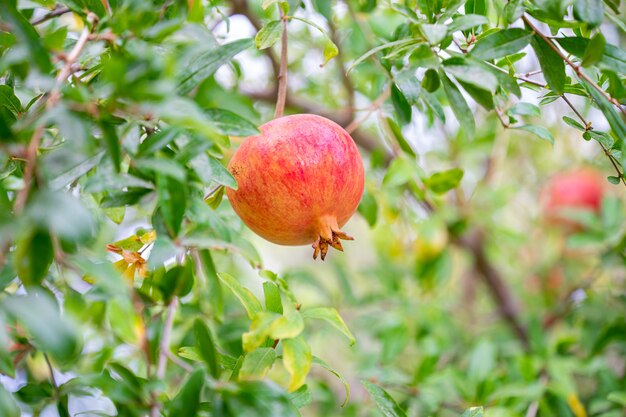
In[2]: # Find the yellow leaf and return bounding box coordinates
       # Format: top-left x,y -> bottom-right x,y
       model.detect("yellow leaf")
567,393 -> 587,417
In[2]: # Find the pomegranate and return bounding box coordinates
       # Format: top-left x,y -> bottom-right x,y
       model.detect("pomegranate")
542,169 -> 605,226
226,114 -> 364,260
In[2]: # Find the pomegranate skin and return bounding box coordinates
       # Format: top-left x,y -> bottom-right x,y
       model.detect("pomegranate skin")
542,169 -> 605,224
226,114 -> 364,258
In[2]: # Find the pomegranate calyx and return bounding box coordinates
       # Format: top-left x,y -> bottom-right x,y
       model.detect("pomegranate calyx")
312,229 -> 354,261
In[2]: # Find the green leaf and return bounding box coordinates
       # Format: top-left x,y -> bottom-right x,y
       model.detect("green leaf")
158,262 -> 194,302
557,37 -> 626,74
579,75 -> 626,140
288,384 -> 312,409
100,120 -> 121,173
14,229 -> 53,287
383,157 -> 416,187
421,68 -> 440,93
470,28 -> 533,60
28,191 -> 96,243
504,0 -> 524,23
0,86 -> 22,115
458,80 -> 494,109
178,38 -> 254,95
530,35 -> 565,94
358,189 -> 378,226
2,289 -> 81,364
323,38 -> 339,66
282,336 -> 312,392
135,158 -> 187,183
574,0 -> 603,28
243,312 -> 281,352
0,2 -> 52,73
443,58 -> 498,92
462,407 -> 484,417
425,168 -> 464,194
167,369 -> 205,417
301,307 -> 356,346
420,24 -> 448,45
0,385 -> 20,417
218,272 -> 264,319
607,175 -> 620,184
391,84 -> 412,125
361,380 -> 408,417
263,281 -> 283,314
239,347 -> 276,380
582,32 -> 606,67
513,124 -> 555,144
440,72 -> 475,138
255,20 -> 283,50
137,128 -> 181,156
312,356 -> 350,406
203,108 -> 260,137
194,319 -> 220,378
189,154 -> 237,189
562,116 -> 585,130
447,14 -> 488,32
347,39 -> 418,73
269,311 -> 305,340
196,250 -> 224,319
508,102 -> 541,117
386,118 -> 416,157
156,175 -> 186,237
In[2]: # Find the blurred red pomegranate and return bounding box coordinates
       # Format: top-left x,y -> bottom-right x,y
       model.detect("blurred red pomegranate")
226,114 -> 364,260
542,169 -> 606,226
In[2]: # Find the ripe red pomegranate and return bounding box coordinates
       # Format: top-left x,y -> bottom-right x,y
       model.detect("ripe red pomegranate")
226,114 -> 364,260
542,169 -> 605,225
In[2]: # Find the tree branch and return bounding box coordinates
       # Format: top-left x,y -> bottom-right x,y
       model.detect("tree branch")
230,0 -> 280,76
522,14 -> 626,117
457,229 -> 531,351
328,17 -> 355,112
14,22 -> 93,213
31,5 -> 71,26
274,7 -> 289,118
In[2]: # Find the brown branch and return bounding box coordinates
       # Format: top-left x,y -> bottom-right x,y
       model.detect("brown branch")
274,8 -> 289,118
456,229 -> 531,351
345,85 -> 390,134
522,14 -> 626,117
328,18 -> 355,112
14,23 -> 93,213
31,5 -> 71,25
230,0 -> 280,76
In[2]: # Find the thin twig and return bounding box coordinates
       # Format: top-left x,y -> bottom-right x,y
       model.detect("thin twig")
345,85 -> 391,134
157,298 -> 178,379
31,5 -> 71,25
495,107 -> 510,128
274,8 -> 289,118
165,350 -> 193,372
522,14 -> 626,117
560,94 -> 626,185
44,354 -> 59,392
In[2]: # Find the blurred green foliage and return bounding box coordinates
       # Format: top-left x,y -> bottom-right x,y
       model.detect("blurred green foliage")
1,0 -> 626,416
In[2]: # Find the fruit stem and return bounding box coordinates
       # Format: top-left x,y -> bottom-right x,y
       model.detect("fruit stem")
312,215 -> 354,261
274,6 -> 288,118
